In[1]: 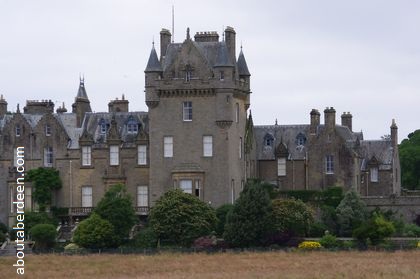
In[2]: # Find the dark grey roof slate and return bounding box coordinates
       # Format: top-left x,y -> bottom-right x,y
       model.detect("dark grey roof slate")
359,140 -> 393,170
237,49 -> 250,76
214,42 -> 234,67
77,81 -> 88,99
145,46 -> 162,72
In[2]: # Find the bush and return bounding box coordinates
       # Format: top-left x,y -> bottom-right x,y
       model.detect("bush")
319,234 -> 339,249
25,212 -> 57,234
402,223 -> 420,237
64,243 -> 84,253
342,240 -> 356,250
134,227 -> 158,249
272,198 -> 313,237
353,213 -> 395,246
94,184 -> 137,246
298,241 -> 322,250
192,236 -> 218,250
0,222 -> 8,234
215,204 -> 234,237
320,205 -> 339,235
224,181 -> 273,247
30,224 -> 57,250
0,231 -> 6,244
73,213 -> 117,249
309,222 -> 328,237
149,189 -> 217,247
336,190 -> 368,236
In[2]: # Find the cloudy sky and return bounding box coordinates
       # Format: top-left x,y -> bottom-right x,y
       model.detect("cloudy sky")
1,0 -> 419,142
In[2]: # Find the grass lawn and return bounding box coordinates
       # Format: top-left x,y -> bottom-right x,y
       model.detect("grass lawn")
1,250 -> 420,278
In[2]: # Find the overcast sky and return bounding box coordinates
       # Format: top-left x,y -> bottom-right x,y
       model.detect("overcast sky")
1,0 -> 419,142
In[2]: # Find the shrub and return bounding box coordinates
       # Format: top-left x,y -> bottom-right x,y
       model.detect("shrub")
298,241 -> 322,250
0,222 -> 8,234
134,227 -> 158,249
224,181 -> 273,247
94,184 -> 137,246
272,198 -> 313,237
64,243 -> 84,253
192,236 -> 217,250
320,205 -> 339,235
0,231 -> 6,244
336,190 -> 368,236
319,234 -> 339,249
417,241 -> 420,248
309,222 -> 328,237
149,189 -> 217,247
215,204 -> 234,237
30,224 -> 57,250
73,213 -> 117,249
25,212 -> 57,234
342,240 -> 356,250
353,213 -> 395,246
402,223 -> 420,237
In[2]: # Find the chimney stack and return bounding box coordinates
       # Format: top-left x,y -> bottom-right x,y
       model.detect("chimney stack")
224,26 -> 236,63
341,112 -> 353,131
310,109 -> 320,134
160,29 -> 171,61
324,107 -> 336,131
390,119 -> 398,147
0,94 -> 7,117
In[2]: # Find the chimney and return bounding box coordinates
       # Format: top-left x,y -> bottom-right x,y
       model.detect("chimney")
341,112 -> 353,131
324,107 -> 336,131
24,100 -> 54,114
224,26 -> 236,62
194,31 -> 219,42
390,119 -> 398,147
160,29 -> 171,61
0,94 -> 7,117
108,94 -> 129,113
310,109 -> 320,134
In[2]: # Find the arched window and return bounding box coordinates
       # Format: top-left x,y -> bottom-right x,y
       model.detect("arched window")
263,133 -> 274,147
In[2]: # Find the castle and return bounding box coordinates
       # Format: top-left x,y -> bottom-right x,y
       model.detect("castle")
0,27 -> 402,226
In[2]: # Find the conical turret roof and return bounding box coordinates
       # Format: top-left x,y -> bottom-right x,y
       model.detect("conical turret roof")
145,45 -> 162,72
237,48 -> 251,76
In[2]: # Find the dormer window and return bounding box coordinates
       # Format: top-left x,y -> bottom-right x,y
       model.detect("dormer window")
263,133 -> 274,147
15,125 -> 21,137
127,116 -> 138,134
99,118 -> 108,134
45,124 -> 51,136
220,71 -> 225,81
296,133 -> 306,146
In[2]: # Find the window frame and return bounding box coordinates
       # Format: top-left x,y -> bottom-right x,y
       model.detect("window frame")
82,146 -> 92,166
44,147 -> 53,167
370,167 -> 379,182
325,155 -> 334,174
109,145 -> 119,166
277,157 -> 286,176
45,124 -> 51,136
81,186 -> 93,208
203,135 -> 213,157
15,125 -> 21,137
179,179 -> 193,194
183,101 -> 193,121
163,136 -> 173,158
137,186 -> 148,207
137,145 -> 147,165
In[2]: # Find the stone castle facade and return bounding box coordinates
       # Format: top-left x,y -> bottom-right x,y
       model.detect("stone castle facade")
0,27 -> 401,226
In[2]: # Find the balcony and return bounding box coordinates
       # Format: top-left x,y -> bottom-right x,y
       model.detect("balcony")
135,206 -> 149,215
69,206 -> 149,216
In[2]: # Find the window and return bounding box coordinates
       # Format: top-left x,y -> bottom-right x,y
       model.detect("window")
25,187 -> 32,211
203,136 -> 213,157
82,146 -> 92,166
15,125 -> 21,137
195,180 -> 201,198
137,145 -> 147,165
239,137 -> 243,159
81,186 -> 93,207
296,133 -> 306,146
277,158 -> 286,176
180,179 -> 193,194
370,167 -> 378,182
183,101 -> 192,121
263,134 -> 274,147
127,117 -> 138,134
220,71 -> 225,80
185,65 -> 192,81
137,186 -> 148,207
164,136 -> 173,158
45,124 -> 51,136
235,103 -> 239,123
99,119 -> 108,134
109,145 -> 119,166
44,147 -> 53,167
325,155 -> 334,174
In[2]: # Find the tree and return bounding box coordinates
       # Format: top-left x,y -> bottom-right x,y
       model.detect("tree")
223,181 -> 273,247
27,167 -> 62,212
353,213 -> 395,246
149,189 -> 216,246
73,213 -> 117,249
25,211 -> 57,235
215,204 -> 234,237
335,190 -> 368,236
272,198 -> 314,237
93,184 -> 136,245
399,130 -> 420,190
30,224 -> 57,250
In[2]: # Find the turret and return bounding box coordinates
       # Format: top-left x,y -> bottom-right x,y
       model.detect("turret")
144,43 -> 162,108
72,77 -> 92,127
0,94 -> 7,117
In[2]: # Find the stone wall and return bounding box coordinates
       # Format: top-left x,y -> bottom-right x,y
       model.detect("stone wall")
362,196 -> 420,223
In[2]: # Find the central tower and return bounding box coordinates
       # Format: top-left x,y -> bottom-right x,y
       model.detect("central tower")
145,27 -> 251,207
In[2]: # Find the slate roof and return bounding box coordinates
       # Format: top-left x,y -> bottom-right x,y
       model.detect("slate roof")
359,140 -> 393,170
145,46 -> 163,72
77,80 -> 89,99
214,42 -> 234,67
237,49 -> 251,76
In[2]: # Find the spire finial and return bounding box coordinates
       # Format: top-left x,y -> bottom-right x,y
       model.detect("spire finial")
240,41 -> 243,50
222,26 -> 225,41
17,103 -> 20,113
0,94 -> 3,100
275,118 -> 278,125
186,27 -> 190,40
152,37 -> 155,47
